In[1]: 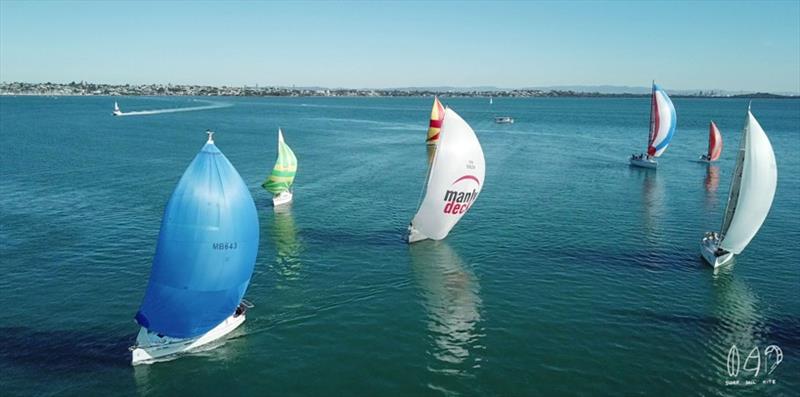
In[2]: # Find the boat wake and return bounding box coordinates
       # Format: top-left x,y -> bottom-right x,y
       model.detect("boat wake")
115,101 -> 231,117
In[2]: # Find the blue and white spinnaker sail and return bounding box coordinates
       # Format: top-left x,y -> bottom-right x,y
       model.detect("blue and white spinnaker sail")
647,83 -> 677,157
135,133 -> 259,339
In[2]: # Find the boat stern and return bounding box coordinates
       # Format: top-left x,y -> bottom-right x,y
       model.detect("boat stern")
130,306 -> 248,365
273,191 -> 293,207
629,157 -> 658,169
130,327 -> 156,364
700,233 -> 734,268
407,224 -> 428,244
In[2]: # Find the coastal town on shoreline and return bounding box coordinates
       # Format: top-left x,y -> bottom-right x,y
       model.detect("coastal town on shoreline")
0,81 -> 794,99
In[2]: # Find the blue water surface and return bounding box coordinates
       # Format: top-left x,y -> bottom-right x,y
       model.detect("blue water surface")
0,96 -> 798,396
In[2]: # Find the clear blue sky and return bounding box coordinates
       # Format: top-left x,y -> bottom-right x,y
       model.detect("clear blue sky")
1,1 -> 798,92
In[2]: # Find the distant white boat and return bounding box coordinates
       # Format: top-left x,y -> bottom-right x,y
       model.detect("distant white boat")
489,97 -> 493,105
699,121 -> 723,163
494,116 -> 513,124
112,101 -> 122,116
701,107 -> 777,268
630,82 -> 676,169
409,104 -> 485,243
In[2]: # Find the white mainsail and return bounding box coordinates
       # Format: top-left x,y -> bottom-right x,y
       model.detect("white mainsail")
409,108 -> 485,242
718,111 -> 777,254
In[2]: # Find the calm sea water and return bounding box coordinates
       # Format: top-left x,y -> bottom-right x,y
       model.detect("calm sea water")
1,96 -> 798,396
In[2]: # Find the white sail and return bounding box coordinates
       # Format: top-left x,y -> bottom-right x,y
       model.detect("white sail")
409,108 -> 485,242
719,111 -> 777,254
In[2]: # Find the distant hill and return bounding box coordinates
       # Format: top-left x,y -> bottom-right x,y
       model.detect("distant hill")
381,85 -> 799,96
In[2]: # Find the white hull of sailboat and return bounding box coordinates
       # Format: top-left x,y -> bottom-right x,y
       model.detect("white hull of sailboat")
697,156 -> 716,164
700,234 -> 734,268
272,191 -> 293,207
407,225 -> 429,243
131,311 -> 246,365
629,157 -> 658,169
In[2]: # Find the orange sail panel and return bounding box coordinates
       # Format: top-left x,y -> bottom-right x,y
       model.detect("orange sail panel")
426,96 -> 445,145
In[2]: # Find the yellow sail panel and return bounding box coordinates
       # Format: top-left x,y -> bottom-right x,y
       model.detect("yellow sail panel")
426,96 -> 445,145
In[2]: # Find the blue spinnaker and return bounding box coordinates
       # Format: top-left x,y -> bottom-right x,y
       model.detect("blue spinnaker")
135,137 -> 259,338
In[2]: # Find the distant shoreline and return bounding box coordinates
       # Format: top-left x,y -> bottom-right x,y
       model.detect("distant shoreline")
1,82 -> 797,99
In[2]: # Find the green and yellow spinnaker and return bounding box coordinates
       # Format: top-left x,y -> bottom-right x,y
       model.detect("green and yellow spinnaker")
262,129 -> 297,194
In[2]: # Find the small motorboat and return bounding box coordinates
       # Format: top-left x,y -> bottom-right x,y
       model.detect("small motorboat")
112,101 -> 123,116
494,116 -> 514,124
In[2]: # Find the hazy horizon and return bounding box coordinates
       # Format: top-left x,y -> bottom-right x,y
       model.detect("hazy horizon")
1,1 -> 799,93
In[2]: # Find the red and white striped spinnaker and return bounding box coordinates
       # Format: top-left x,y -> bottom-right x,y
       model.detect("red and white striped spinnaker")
647,83 -> 677,157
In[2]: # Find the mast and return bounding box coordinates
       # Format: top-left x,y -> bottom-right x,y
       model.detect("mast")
647,81 -> 656,154
719,113 -> 749,239
416,106 -> 447,215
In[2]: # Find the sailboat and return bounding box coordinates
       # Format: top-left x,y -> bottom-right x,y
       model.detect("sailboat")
701,107 -> 777,268
489,97 -> 493,105
112,101 -> 123,116
409,103 -> 485,243
262,128 -> 298,207
130,131 -> 260,365
629,82 -> 676,169
699,121 -> 723,162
